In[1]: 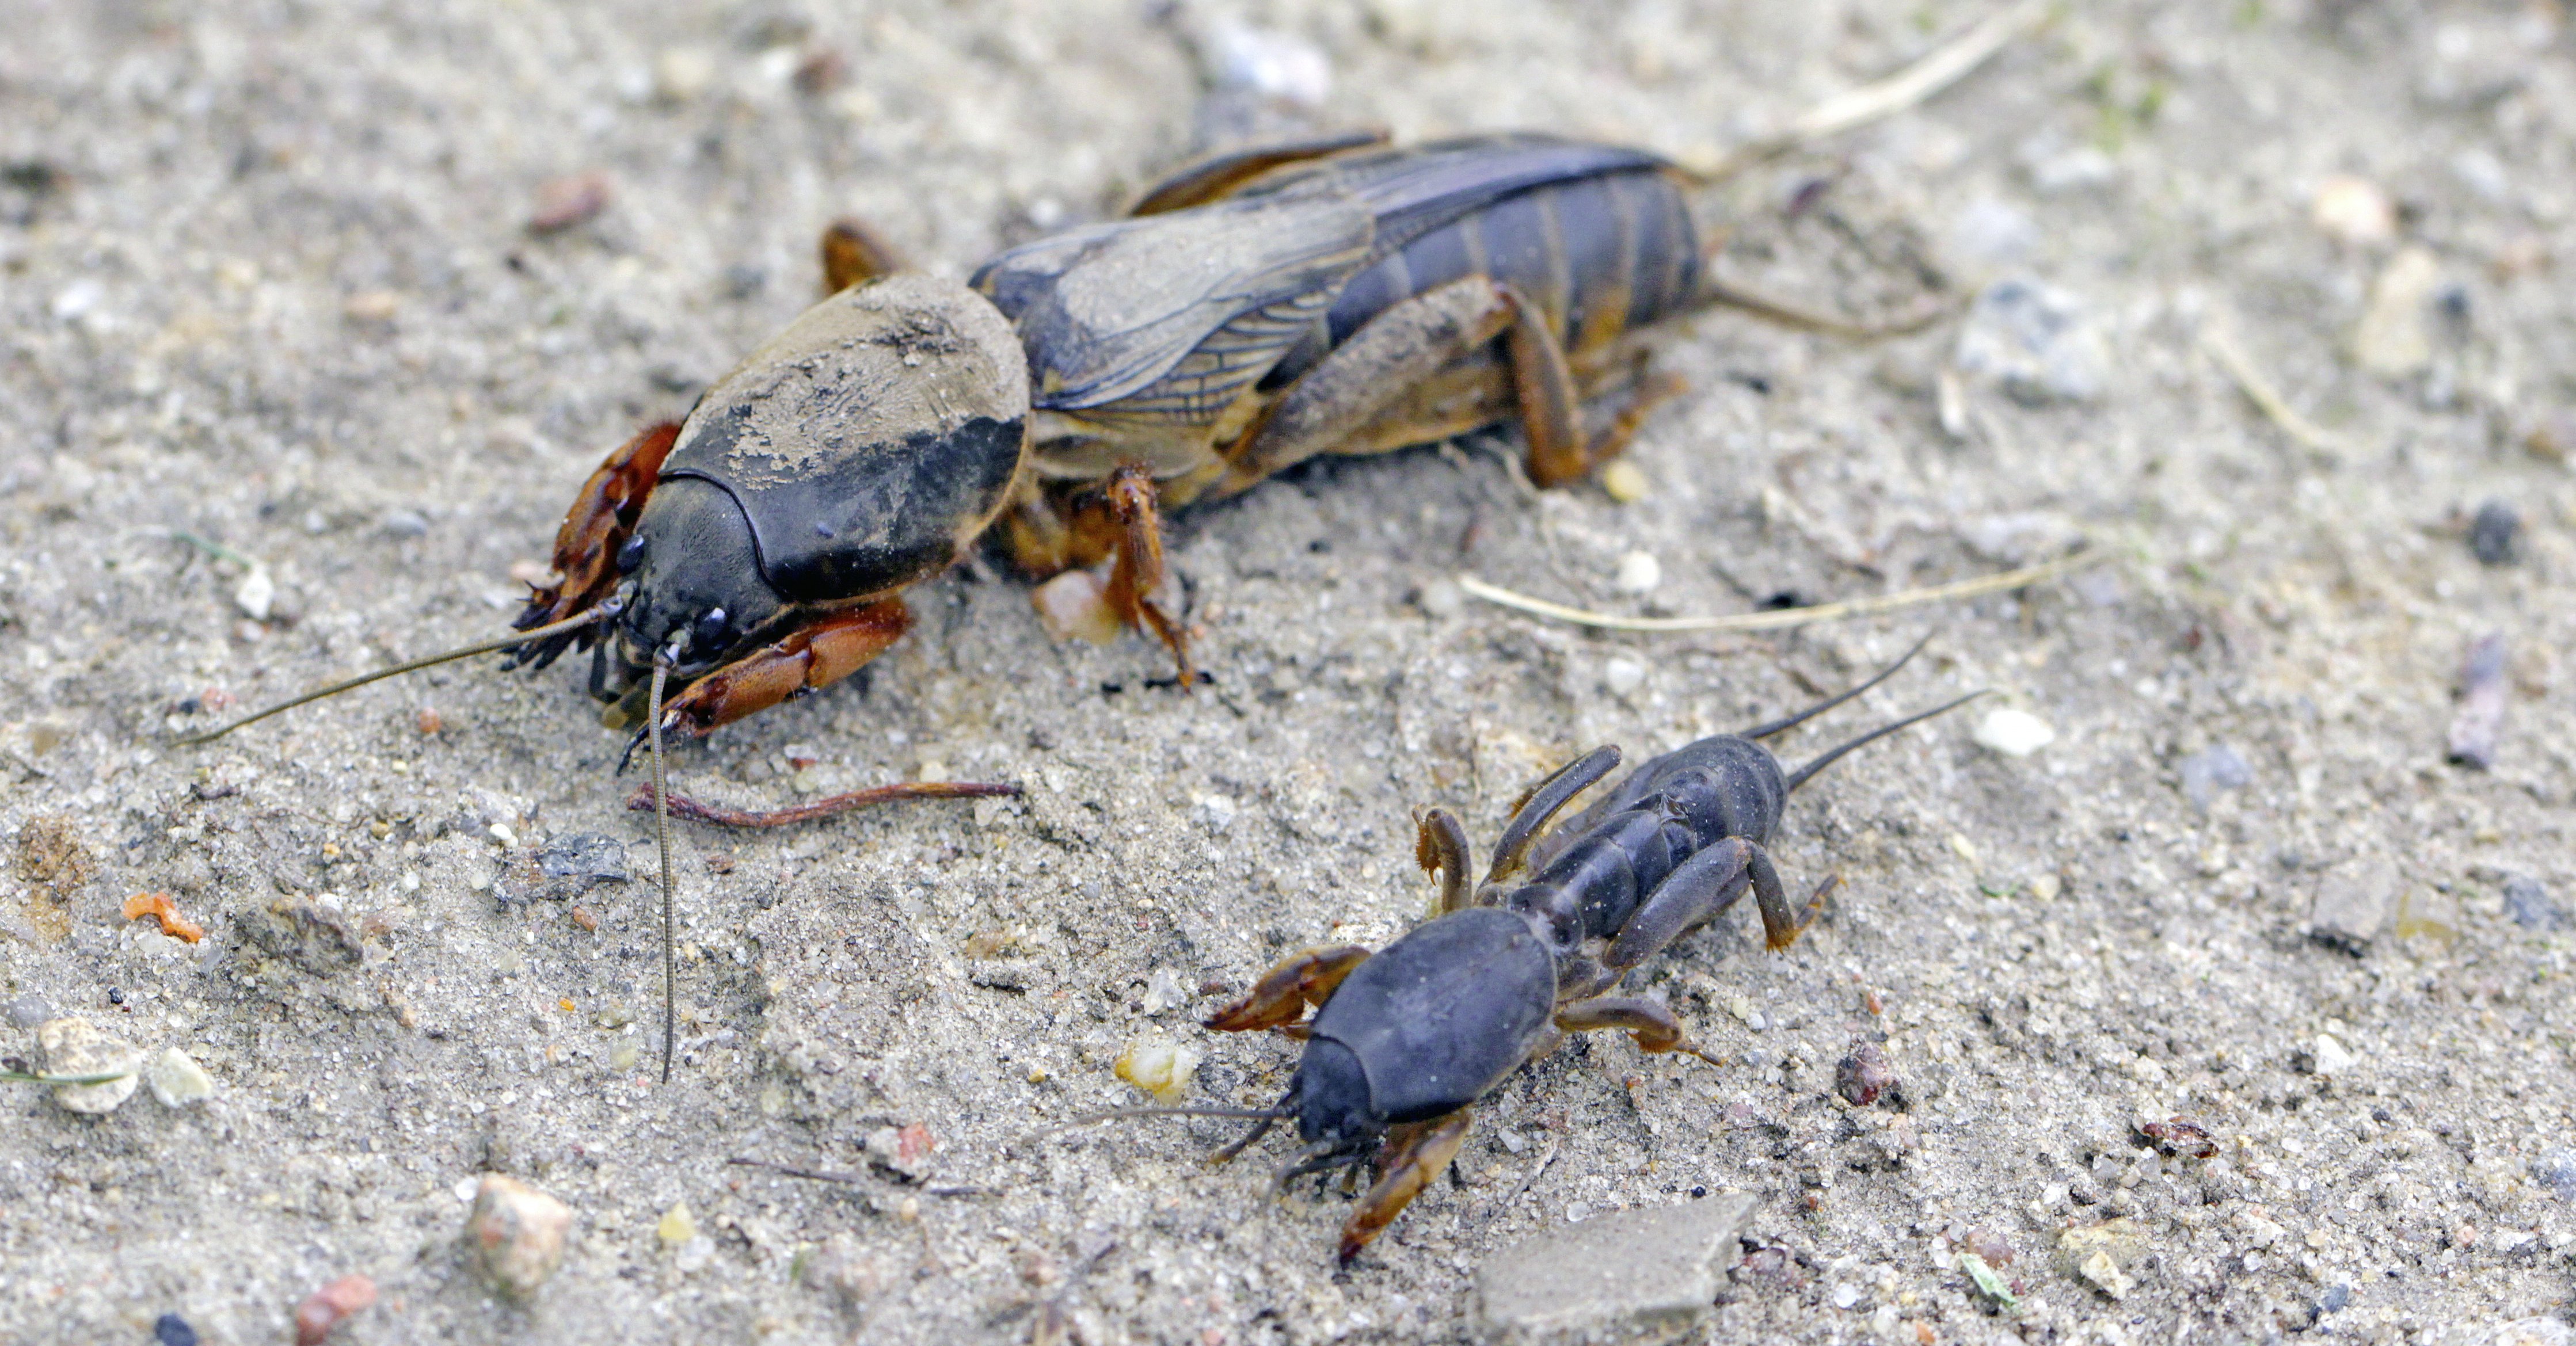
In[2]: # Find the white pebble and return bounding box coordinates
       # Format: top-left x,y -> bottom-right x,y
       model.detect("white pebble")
2312,1032 -> 2357,1076
233,566 -> 275,621
1613,551 -> 1661,593
1415,578 -> 1464,619
1973,707 -> 2056,757
144,1046 -> 215,1107
1603,657 -> 1646,697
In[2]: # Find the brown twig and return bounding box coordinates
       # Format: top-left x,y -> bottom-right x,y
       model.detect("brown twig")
1457,551 -> 2105,635
2200,324 -> 2348,457
627,780 -> 1020,828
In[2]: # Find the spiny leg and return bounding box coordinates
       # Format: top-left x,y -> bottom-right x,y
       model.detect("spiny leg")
1738,634 -> 1931,739
1415,809 -> 1472,915
1485,746 -> 1622,886
1339,1108 -> 1474,1265
1101,464 -> 1195,687
1127,129 -> 1390,215
819,219 -> 905,294
512,421 -> 680,666
1213,276 -> 1519,494
644,600 -> 913,745
1494,283 -> 1675,487
1553,996 -> 1723,1066
1204,945 -> 1371,1033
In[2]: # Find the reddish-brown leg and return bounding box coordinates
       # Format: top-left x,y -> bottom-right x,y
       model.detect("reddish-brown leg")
1554,996 -> 1725,1066
652,599 -> 912,740
1101,464 -> 1194,686
1339,1108 -> 1474,1264
1204,945 -> 1372,1033
819,219 -> 905,295
516,422 -> 680,639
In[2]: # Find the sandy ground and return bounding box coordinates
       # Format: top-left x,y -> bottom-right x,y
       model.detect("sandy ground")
5,1 -> 2576,1343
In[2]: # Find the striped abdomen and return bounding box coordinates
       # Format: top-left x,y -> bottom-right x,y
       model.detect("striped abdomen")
1265,166 -> 1701,391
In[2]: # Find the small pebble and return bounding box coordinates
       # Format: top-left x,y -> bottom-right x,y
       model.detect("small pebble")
1600,460 -> 1650,502
2502,875 -> 2564,931
2314,1282 -> 2353,1318
654,47 -> 716,102
2447,632 -> 2509,771
1415,578 -> 1464,619
144,1046 -> 215,1107
467,1174 -> 574,1301
292,1273 -> 376,1346
2352,247 -> 2441,378
1835,1040 -> 1898,1107
1203,21 -> 1332,108
1972,708 -> 2054,757
2077,1249 -> 2133,1299
2178,743 -> 2251,811
1603,657 -> 1646,697
527,171 -> 611,234
2468,499 -> 2523,566
2310,874 -> 2392,953
36,1016 -> 143,1114
1951,278 -> 2107,404
7,993 -> 55,1028
233,566 -> 275,621
2311,175 -> 2398,247
154,1313 -> 197,1346
2528,1148 -> 2576,1202
657,1199 -> 697,1248
2311,1032 -> 2357,1076
1613,550 -> 1661,594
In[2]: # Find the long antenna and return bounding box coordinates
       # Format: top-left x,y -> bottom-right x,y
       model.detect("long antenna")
648,650 -> 678,1084
1782,691 -> 1990,795
1739,634 -> 1931,739
176,607 -> 615,746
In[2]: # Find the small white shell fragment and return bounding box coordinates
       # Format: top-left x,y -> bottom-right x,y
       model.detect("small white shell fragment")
1973,707 -> 2056,756
1603,657 -> 1646,697
2311,175 -> 2396,248
144,1046 -> 216,1107
1114,1036 -> 1203,1103
1613,551 -> 1661,593
234,566 -> 275,621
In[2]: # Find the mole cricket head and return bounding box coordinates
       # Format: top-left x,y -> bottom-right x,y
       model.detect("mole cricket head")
1291,1038 -> 1384,1149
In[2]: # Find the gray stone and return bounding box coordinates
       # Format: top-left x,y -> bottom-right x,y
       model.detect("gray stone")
6,993 -> 54,1028
2309,874 -> 2391,955
497,834 -> 631,909
2469,500 -> 2523,566
2531,1149 -> 2576,1202
36,1016 -> 143,1115
1951,278 -> 2109,405
1477,1192 -> 1756,1343
2503,876 -> 2564,932
2178,745 -> 2251,811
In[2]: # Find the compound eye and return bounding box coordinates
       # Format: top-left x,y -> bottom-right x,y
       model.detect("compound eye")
691,607 -> 729,651
615,535 -> 647,573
